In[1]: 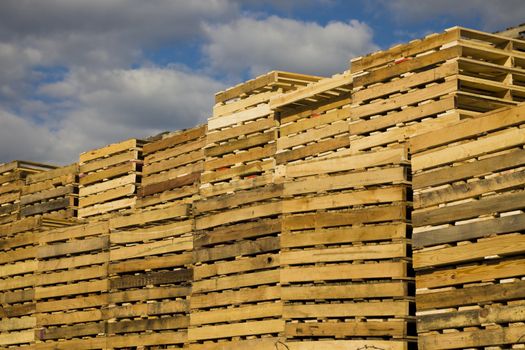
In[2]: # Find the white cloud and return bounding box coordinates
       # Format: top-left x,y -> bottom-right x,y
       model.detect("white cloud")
378,0 -> 525,31
203,16 -> 378,77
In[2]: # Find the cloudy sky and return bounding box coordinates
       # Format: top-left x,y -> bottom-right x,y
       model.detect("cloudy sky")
1,0 -> 524,164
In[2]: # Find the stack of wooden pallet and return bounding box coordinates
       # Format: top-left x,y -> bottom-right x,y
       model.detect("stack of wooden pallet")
280,146 -> 414,349
0,217 -> 73,349
20,164 -> 78,220
107,204 -> 192,348
202,71 -> 320,198
34,221 -> 109,349
349,26 -> 524,153
270,72 -> 353,165
0,161 -> 56,224
138,125 -> 206,210
78,139 -> 144,219
410,104 -> 525,349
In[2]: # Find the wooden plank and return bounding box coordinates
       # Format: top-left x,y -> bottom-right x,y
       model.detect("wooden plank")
284,167 -> 407,196
284,301 -> 410,318
281,261 -> 407,283
416,279 -> 525,310
145,137 -> 205,166
107,332 -> 186,347
36,265 -> 106,286
194,219 -> 280,248
277,121 -> 348,150
418,304 -> 525,332
191,285 -> 280,309
280,106 -> 351,137
35,280 -> 108,299
284,147 -> 407,178
190,302 -> 282,325
414,233 -> 525,269
207,118 -> 275,145
206,131 -> 276,157
110,235 -> 192,261
419,324 -> 525,350
415,169 -> 525,209
109,252 -> 192,274
79,161 -> 136,186
0,329 -> 34,346
412,127 -> 525,172
140,171 -> 200,196
194,253 -> 279,280
283,204 -> 407,230
107,315 -> 188,333
215,71 -> 277,104
38,236 -> 108,258
194,236 -> 279,263
80,149 -> 137,174
192,269 -> 279,293
110,220 -> 192,244
195,202 -> 281,230
109,285 -> 190,304
417,257 -> 525,289
188,319 -> 284,341
0,316 -> 36,331
201,158 -> 274,184
285,340 -> 408,350
413,149 -> 525,189
413,190 -> 525,227
143,124 -> 206,155
20,185 -> 73,205
208,104 -> 272,131
143,149 -> 204,175
275,136 -> 350,164
285,320 -> 407,337
109,203 -> 189,229
110,269 -> 191,289
78,173 -> 136,197
414,213 -> 525,249
281,242 -> 406,265
214,90 -> 276,118
282,281 -> 408,300
282,186 -> 406,213
204,143 -> 276,171
79,183 -> 134,208
105,300 -> 188,319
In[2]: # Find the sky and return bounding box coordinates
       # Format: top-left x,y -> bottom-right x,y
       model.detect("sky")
1,0 -> 524,164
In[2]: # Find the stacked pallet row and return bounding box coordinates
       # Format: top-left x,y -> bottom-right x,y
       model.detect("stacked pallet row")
188,73 -> 307,350
0,161 -> 56,224
269,72 -> 353,165
410,104 -> 525,349
78,139 -> 144,219
34,220 -> 110,350
0,217 -> 73,349
20,164 -> 78,220
137,125 -> 206,210
279,146 -> 414,349
106,204 -> 192,349
348,26 -> 525,153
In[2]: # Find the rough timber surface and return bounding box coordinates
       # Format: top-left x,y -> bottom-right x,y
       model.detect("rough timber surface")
409,103 -> 525,350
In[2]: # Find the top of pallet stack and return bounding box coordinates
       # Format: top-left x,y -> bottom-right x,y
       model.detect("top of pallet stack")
350,26 -> 525,75
214,70 -> 322,104
0,160 -> 56,175
269,71 -> 352,111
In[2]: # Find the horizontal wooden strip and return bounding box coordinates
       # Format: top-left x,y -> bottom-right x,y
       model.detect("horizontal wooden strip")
286,320 -> 407,338
140,172 -> 200,196
207,118 -> 275,144
419,324 -> 525,350
206,131 -> 276,157
282,242 -> 406,265
415,169 -> 525,209
35,280 -> 108,299
412,127 -> 525,172
417,257 -> 525,289
284,147 -> 407,178
78,183 -> 134,208
283,186 -> 406,213
109,203 -> 189,229
281,261 -> 407,283
191,285 -> 280,309
275,136 -> 350,165
110,235 -> 192,261
107,316 -> 188,334
79,138 -> 139,163
110,269 -> 191,289
79,173 -> 136,197
416,279 -> 525,310
36,265 -> 107,286
208,103 -> 272,130
277,121 -> 348,150
143,124 -> 206,155
109,252 -> 192,274
195,201 -> 281,230
188,319 -> 284,341
282,281 -> 408,300
282,222 -> 407,248
190,302 -> 282,326
413,148 -> 525,189
413,190 -> 525,227
192,269 -> 279,293
283,204 -> 407,230
80,150 -> 138,174
38,236 -> 108,258
194,253 -> 278,280
204,143 -> 276,171
194,236 -> 279,263
79,161 -> 136,186
143,149 -> 204,175
145,136 -> 205,164
418,304 -> 525,332
283,300 -> 410,318
414,233 -> 525,269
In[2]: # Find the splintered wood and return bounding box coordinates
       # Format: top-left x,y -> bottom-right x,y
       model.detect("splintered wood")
1,26 -> 525,350
410,104 -> 525,350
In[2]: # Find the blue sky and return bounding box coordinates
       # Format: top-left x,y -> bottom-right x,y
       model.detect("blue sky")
1,0 -> 524,164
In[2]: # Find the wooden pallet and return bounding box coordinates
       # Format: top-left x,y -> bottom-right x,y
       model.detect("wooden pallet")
270,72 -> 353,165
78,139 -> 144,219
190,182 -> 284,347
34,221 -> 110,349
20,163 -> 78,220
0,217 -> 73,348
280,147 -> 414,344
107,203 -> 192,348
0,161 -> 56,225
138,125 -> 206,210
409,103 -> 525,350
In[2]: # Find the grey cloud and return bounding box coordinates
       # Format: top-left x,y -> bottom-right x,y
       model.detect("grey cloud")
203,16 -> 378,77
